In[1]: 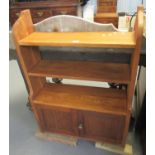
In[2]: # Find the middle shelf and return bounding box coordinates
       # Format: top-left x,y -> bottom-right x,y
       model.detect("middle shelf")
28,60 -> 130,84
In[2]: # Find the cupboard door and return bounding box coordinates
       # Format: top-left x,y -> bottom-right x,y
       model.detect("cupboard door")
80,111 -> 126,144
36,105 -> 78,136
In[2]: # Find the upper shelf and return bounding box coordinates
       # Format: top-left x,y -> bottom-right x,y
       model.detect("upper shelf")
19,32 -> 136,48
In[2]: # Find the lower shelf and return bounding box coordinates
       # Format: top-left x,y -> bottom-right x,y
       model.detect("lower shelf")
33,83 -> 127,115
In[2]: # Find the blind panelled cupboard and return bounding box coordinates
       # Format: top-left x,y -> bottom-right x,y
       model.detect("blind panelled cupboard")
12,6 -> 144,146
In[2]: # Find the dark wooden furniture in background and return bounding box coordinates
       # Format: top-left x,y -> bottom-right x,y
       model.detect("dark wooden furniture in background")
94,13 -> 118,27
12,6 -> 144,146
94,0 -> 118,27
9,0 -> 80,25
97,0 -> 117,13
10,0 -> 118,27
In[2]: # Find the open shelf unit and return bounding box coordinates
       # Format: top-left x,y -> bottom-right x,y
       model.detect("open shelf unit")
12,7 -> 144,146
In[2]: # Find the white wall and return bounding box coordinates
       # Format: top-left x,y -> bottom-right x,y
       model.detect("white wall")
117,0 -> 146,13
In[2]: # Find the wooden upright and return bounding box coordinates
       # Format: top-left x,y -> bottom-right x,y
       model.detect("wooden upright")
12,6 -> 144,146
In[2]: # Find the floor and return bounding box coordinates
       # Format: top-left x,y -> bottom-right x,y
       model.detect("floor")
9,60 -> 142,155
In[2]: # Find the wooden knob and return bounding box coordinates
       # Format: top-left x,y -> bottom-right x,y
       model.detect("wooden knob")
78,124 -> 83,130
60,11 -> 67,15
16,13 -> 20,17
37,11 -> 43,17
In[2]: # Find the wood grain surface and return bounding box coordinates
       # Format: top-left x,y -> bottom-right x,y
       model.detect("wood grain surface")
33,83 -> 127,115
28,60 -> 130,84
19,32 -> 136,48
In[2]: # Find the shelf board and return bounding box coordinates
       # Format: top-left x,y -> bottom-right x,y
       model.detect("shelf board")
19,32 -> 136,48
33,84 -> 127,115
28,60 -> 130,84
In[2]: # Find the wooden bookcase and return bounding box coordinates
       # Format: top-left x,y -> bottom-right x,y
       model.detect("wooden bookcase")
12,6 -> 144,146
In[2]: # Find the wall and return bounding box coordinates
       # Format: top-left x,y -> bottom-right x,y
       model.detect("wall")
117,0 -> 146,13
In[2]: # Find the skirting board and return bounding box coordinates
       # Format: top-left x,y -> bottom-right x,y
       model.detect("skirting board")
35,130 -> 78,146
95,142 -> 133,155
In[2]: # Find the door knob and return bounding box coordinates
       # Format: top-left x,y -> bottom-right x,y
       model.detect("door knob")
78,123 -> 83,130
60,11 -> 67,15
16,13 -> 20,17
37,11 -> 43,17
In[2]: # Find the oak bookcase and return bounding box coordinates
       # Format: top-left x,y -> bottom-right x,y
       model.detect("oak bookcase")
12,6 -> 144,146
